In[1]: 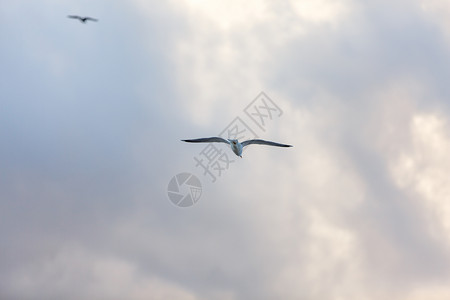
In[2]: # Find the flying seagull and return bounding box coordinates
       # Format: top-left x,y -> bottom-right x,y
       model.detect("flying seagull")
182,137 -> 292,158
67,15 -> 98,23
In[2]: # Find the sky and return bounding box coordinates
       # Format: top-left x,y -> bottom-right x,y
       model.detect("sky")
1,0 -> 450,299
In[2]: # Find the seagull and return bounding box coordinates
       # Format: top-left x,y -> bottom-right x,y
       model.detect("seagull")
67,15 -> 98,23
182,137 -> 292,158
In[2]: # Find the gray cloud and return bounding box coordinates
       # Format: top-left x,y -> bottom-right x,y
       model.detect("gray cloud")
2,0 -> 450,299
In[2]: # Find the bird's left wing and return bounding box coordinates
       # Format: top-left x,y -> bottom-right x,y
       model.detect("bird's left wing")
85,17 -> 98,22
182,137 -> 229,144
242,139 -> 292,148
67,15 -> 80,19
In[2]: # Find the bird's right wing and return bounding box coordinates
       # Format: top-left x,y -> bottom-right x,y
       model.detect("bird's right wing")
182,137 -> 229,144
85,17 -> 98,21
67,15 -> 80,19
241,139 -> 292,147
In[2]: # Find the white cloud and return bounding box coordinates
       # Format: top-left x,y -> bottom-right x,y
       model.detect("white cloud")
291,0 -> 353,25
3,0 -> 450,299
420,0 -> 450,40
406,284 -> 450,300
3,244 -> 197,300
143,0 -> 357,126
391,113 -> 450,244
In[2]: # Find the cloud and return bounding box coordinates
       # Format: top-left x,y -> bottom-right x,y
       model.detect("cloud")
2,0 -> 450,299
0,243 -> 197,300
391,113 -> 450,245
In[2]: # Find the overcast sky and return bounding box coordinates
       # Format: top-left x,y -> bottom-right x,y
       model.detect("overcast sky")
2,0 -> 450,299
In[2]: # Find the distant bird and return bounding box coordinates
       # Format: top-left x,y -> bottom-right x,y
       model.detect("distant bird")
67,15 -> 98,23
182,137 -> 292,158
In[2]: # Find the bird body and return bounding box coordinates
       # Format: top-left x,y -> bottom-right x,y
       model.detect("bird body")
68,15 -> 98,23
182,137 -> 292,158
230,139 -> 243,157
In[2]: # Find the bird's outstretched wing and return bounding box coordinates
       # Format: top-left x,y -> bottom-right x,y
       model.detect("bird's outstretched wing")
182,137 -> 229,144
67,15 -> 81,19
242,139 -> 292,148
85,17 -> 98,22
